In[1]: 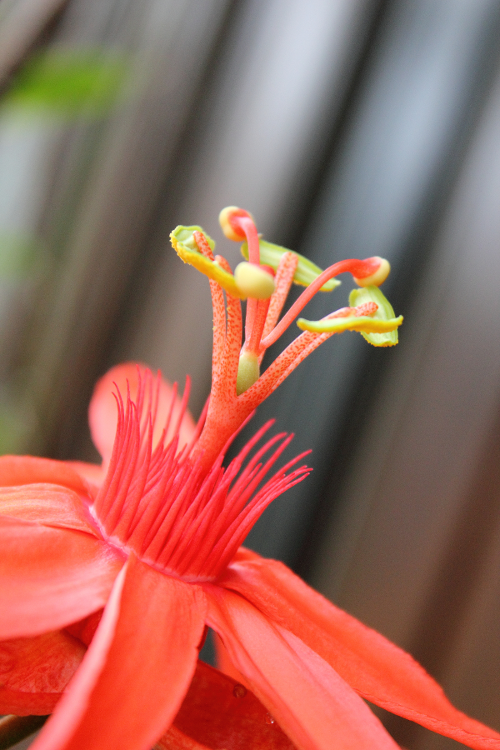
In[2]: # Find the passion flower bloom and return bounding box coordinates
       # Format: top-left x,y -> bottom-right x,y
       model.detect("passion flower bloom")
0,207 -> 499,750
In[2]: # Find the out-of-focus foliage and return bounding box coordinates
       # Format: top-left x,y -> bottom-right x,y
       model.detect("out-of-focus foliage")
0,47 -> 128,454
0,232 -> 41,276
2,50 -> 128,117
0,397 -> 32,454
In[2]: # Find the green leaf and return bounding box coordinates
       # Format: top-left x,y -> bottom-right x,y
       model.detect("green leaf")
2,50 -> 128,118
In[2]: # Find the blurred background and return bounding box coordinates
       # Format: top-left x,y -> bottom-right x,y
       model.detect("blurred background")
2,0 -> 500,747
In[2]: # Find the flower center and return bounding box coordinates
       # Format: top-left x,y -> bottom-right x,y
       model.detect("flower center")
90,369 -> 310,582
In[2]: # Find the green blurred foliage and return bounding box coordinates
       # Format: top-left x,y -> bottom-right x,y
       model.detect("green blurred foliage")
2,49 -> 128,117
0,48 -> 129,452
0,234 -> 49,453
0,232 -> 41,277
0,398 -> 31,454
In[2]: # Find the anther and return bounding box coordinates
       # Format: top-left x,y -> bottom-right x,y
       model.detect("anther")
236,350 -> 260,395
234,261 -> 275,300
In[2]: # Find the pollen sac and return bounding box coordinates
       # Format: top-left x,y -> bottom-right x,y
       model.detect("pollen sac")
234,261 -> 275,300
349,286 -> 402,346
236,350 -> 260,395
170,225 -> 244,298
297,285 -> 403,347
240,239 -> 340,292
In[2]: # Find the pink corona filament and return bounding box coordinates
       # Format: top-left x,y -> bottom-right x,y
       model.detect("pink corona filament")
91,369 -> 310,582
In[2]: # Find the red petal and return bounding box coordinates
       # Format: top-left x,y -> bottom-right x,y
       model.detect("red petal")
206,586 -> 400,750
0,687 -> 56,716
156,725 -> 210,749
0,516 -> 123,638
65,610 -> 103,646
33,555 -> 207,750
233,545 -> 260,563
221,555 -> 500,749
65,461 -> 106,490
213,630 -> 243,682
0,630 -> 85,715
89,363 -> 196,463
0,483 -> 98,534
0,455 -> 88,494
158,660 -> 295,749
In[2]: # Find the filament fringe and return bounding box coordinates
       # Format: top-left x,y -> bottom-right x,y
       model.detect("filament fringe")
92,369 -> 310,581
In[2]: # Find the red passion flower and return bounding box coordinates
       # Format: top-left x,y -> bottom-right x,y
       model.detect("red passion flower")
0,208 -> 498,750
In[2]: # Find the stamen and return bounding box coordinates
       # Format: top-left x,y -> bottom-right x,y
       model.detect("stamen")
236,296 -> 271,395
193,230 -> 215,261
245,296 -> 271,355
260,252 -> 299,356
240,239 -> 340,292
212,254 -> 242,398
193,232 -> 228,390
239,328 -> 335,409
171,208 -> 401,471
261,257 -> 389,349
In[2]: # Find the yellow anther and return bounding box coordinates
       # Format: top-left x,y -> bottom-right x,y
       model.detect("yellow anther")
240,239 -> 340,292
297,314 -> 403,338
234,262 -> 275,300
170,225 -> 244,298
219,206 -> 253,241
353,257 -> 390,287
296,285 -> 402,347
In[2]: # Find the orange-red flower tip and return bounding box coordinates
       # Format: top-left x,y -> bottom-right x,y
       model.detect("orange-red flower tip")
352,256 -> 391,287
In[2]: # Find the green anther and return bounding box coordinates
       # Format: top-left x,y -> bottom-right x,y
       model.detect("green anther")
236,351 -> 260,395
241,239 -> 340,292
173,225 -> 216,254
297,286 -> 403,347
349,286 -> 402,346
170,225 -> 244,299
